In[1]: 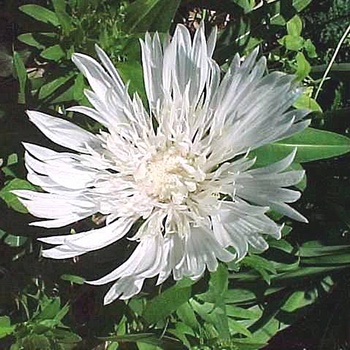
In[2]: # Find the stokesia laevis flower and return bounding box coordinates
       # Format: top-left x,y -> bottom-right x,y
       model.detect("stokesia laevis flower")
15,23 -> 310,305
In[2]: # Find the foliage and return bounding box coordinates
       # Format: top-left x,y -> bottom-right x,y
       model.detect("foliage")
1,0 -> 350,349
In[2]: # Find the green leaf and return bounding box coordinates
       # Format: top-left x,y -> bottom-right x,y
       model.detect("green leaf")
0,230 -> 28,247
50,328 -> 82,343
252,128 -> 350,167
304,38 -> 317,58
18,33 -> 46,50
176,302 -> 199,330
35,298 -> 61,321
19,5 -> 60,27
13,51 -> 27,104
116,61 -> 146,103
52,0 -> 74,34
233,0 -> 255,13
61,274 -> 85,285
295,52 -> 311,81
18,32 -> 57,50
278,35 -> 304,51
293,0 -> 312,12
100,333 -> 179,347
0,316 -> 15,339
242,255 -> 277,284
209,264 -> 228,298
287,15 -> 303,37
293,94 -> 322,112
38,74 -> 74,100
124,0 -> 181,33
143,281 -> 193,324
40,44 -> 65,61
0,179 -> 37,213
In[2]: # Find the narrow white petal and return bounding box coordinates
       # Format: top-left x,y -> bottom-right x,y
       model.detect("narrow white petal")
27,111 -> 100,153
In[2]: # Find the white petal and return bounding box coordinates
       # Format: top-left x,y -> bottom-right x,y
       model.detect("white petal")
39,217 -> 135,250
27,111 -> 100,153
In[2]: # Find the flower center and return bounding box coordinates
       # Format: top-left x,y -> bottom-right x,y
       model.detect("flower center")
135,147 -> 206,204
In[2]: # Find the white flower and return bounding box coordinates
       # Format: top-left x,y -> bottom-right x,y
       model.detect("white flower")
15,24 -> 309,304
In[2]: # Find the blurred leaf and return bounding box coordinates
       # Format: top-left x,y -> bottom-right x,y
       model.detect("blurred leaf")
50,328 -> 82,343
40,45 -> 65,61
304,38 -> 317,58
0,179 -> 36,213
38,74 -> 75,100
293,94 -> 322,112
278,34 -> 304,51
116,61 -> 146,102
22,335 -> 51,349
124,0 -> 180,33
18,33 -> 45,50
311,63 -> 350,80
143,280 -> 193,324
293,0 -> 312,12
233,0 -> 255,13
242,255 -> 277,284
13,51 -> 27,104
0,316 -> 15,339
52,0 -> 74,34
0,230 -> 28,247
176,302 -> 199,330
295,52 -> 311,81
61,274 -> 85,285
19,5 -> 60,27
287,15 -> 303,37
35,298 -> 61,321
252,128 -> 350,167
100,333 -> 179,347
18,32 -> 57,50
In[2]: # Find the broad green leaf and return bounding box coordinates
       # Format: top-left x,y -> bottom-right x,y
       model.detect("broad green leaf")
252,128 -> 350,167
13,51 -> 27,104
281,290 -> 316,313
38,74 -> 74,100
242,255 -> 277,284
124,0 -> 180,33
176,302 -> 199,330
287,15 -> 302,37
226,305 -> 260,319
20,5 -> 60,27
0,179 -> 37,213
116,61 -> 146,103
40,44 -> 65,61
278,35 -> 304,51
294,94 -> 322,112
295,52 -> 311,81
304,38 -> 317,58
293,0 -> 312,12
35,298 -> 61,321
209,263 -> 228,298
18,33 -> 46,50
0,316 -> 15,339
18,32 -> 57,50
228,318 -> 252,337
143,281 -> 192,324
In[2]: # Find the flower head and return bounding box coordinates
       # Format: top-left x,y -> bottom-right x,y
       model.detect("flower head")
15,24 -> 309,304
